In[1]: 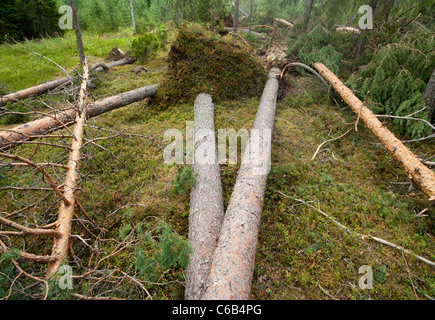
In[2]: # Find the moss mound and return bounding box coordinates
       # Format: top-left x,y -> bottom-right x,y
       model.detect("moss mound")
154,24 -> 267,106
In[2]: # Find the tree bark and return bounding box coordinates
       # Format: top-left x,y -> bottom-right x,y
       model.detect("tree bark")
185,94 -> 225,300
314,62 -> 435,201
424,68 -> 435,124
201,68 -> 281,300
129,0 -> 137,34
0,57 -> 136,107
69,0 -> 85,66
45,59 -> 90,278
0,84 -> 158,150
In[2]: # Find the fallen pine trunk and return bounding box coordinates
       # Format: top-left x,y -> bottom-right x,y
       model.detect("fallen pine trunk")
202,68 -> 281,300
274,18 -> 294,29
0,84 -> 158,150
314,62 -> 435,201
185,94 -> 225,300
45,59 -> 90,277
0,57 -> 136,106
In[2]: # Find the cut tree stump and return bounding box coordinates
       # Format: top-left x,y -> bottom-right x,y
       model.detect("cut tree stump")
185,94 -> 225,300
201,68 -> 281,300
314,62 -> 435,201
0,84 -> 158,151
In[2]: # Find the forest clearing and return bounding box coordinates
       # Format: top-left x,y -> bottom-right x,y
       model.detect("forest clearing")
0,0 -> 434,301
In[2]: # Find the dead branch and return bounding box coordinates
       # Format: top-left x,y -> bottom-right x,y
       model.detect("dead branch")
281,62 -> 329,87
311,129 -> 353,161
0,216 -> 59,237
202,69 -> 281,300
314,62 -> 435,201
275,190 -> 435,268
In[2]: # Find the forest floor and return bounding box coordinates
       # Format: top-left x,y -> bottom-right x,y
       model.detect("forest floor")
0,31 -> 434,300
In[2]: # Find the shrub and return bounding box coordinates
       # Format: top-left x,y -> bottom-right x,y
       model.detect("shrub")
131,33 -> 160,62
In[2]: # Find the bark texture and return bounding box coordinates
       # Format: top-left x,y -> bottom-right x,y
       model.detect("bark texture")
202,68 -> 281,300
0,58 -> 136,107
424,68 -> 435,124
185,94 -> 225,300
46,59 -> 89,277
0,84 -> 158,150
129,0 -> 137,34
314,62 -> 435,201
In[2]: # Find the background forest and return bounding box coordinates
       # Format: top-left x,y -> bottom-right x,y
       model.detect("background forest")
0,0 -> 434,301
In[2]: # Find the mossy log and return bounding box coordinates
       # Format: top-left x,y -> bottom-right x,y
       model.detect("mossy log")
314,62 -> 435,201
202,68 -> 281,300
0,84 -> 158,150
185,94 -> 225,300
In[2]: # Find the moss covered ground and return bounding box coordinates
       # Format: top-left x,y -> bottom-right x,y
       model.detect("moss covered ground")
0,29 -> 434,300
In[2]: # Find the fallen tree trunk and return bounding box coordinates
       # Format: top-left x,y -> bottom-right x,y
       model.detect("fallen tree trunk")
45,59 -> 89,278
0,58 -> 136,106
314,62 -> 435,201
90,57 -> 137,73
0,84 -> 158,150
185,94 -> 225,300
223,27 -> 264,37
0,77 -> 73,107
202,68 -> 281,300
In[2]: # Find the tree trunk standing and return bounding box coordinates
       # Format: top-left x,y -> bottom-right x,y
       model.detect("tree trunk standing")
0,84 -> 158,150
424,68 -> 435,124
129,0 -> 137,34
233,0 -> 240,33
314,62 -> 435,201
69,0 -> 85,66
249,0 -> 253,23
307,0 -> 314,16
185,94 -> 225,300
45,59 -> 90,278
201,68 -> 281,300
